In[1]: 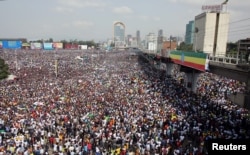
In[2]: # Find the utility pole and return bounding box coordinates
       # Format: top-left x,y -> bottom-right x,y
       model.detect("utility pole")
237,40 -> 240,64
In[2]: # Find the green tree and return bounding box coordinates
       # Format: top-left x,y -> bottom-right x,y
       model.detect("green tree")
177,42 -> 193,51
227,42 -> 237,53
0,57 -> 9,80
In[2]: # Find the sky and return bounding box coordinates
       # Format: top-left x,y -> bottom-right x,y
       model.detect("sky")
0,0 -> 249,42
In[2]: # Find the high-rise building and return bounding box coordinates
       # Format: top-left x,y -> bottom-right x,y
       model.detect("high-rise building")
185,21 -> 195,45
136,30 -> 141,47
113,21 -> 126,48
194,4 -> 229,56
158,29 -> 163,37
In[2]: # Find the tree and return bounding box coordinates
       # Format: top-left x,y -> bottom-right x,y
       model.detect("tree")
0,57 -> 9,80
177,42 -> 193,51
227,42 -> 237,53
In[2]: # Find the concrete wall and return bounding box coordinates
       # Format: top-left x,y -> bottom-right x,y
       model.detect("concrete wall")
216,13 -> 230,56
194,12 -> 229,56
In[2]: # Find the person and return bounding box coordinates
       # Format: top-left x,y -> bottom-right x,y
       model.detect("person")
0,49 -> 249,155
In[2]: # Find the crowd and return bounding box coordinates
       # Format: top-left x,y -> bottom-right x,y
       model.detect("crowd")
0,49 -> 249,155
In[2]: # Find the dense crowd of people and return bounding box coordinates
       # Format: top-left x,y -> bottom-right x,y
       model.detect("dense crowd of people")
0,49 -> 249,155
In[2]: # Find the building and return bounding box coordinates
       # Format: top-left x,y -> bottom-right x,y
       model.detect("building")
145,33 -> 157,53
162,40 -> 177,51
136,30 -> 141,48
113,21 -> 126,48
158,29 -> 163,37
127,34 -> 132,46
185,21 -> 195,45
238,38 -> 250,63
194,4 -> 229,56
157,29 -> 165,54
130,37 -> 138,48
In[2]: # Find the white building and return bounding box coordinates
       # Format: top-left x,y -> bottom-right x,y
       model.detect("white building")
145,33 -> 158,53
194,9 -> 229,56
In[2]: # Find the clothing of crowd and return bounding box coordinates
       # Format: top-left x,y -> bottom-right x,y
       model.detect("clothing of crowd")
0,50 -> 249,155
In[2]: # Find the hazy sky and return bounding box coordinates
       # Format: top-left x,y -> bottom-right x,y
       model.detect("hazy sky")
0,0 -> 249,42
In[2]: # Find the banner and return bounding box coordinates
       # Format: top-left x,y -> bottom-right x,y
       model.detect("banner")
30,42 -> 42,50
170,51 -> 208,72
2,40 -> 22,49
43,43 -> 54,50
53,42 -> 63,49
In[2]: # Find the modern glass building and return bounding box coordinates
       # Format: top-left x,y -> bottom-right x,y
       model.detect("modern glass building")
113,21 -> 125,42
113,21 -> 126,48
185,21 -> 195,45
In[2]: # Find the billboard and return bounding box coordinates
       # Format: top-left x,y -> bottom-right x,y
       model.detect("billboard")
1,40 -> 22,49
53,42 -> 63,49
202,5 -> 222,13
30,42 -> 42,49
79,45 -> 88,50
170,51 -> 208,72
43,43 -> 54,50
64,43 -> 78,49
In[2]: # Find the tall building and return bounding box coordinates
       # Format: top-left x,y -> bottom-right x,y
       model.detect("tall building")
185,21 -> 195,45
158,29 -> 163,37
194,4 -> 229,56
136,30 -> 141,47
157,29 -> 164,53
113,21 -> 126,47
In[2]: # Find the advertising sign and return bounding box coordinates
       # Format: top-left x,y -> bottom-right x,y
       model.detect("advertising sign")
43,43 -> 54,50
64,43 -> 79,49
2,40 -> 22,49
30,42 -> 42,49
53,42 -> 63,49
202,5 -> 222,12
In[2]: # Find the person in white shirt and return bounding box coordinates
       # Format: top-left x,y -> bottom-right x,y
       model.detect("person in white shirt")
53,143 -> 58,153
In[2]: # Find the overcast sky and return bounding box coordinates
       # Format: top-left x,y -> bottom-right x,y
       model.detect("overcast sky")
0,0 -> 249,42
